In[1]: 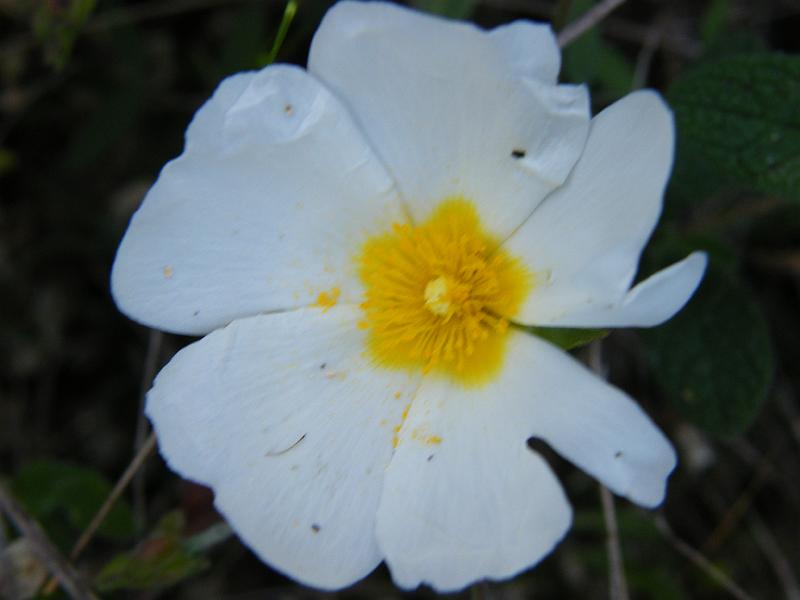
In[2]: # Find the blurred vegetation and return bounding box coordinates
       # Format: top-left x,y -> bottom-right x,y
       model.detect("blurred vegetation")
1,0 -> 799,598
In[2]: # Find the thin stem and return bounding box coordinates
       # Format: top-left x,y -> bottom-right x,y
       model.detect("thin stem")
263,0 -> 298,65
551,0 -> 574,32
71,432 -> 158,562
654,515 -> 756,600
599,485 -> 629,600
133,329 -> 164,528
748,512 -> 800,600
0,485 -> 100,600
470,581 -> 492,600
557,0 -> 628,48
41,432 -> 158,595
631,20 -> 663,89
589,342 -> 628,600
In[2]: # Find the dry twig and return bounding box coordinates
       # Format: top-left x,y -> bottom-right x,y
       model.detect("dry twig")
557,0 -> 628,47
0,485 -> 100,600
599,485 -> 629,600
41,432 -> 158,595
654,515 -> 755,600
70,432 -> 158,562
588,342 -> 629,600
133,329 -> 164,525
748,511 -> 800,600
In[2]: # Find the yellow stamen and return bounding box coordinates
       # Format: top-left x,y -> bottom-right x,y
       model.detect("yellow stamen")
358,198 -> 531,386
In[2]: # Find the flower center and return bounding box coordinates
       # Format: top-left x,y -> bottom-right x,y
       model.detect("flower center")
358,198 -> 531,386
424,276 -> 465,317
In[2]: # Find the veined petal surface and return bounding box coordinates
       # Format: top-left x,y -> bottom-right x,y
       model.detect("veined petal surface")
308,1 -> 590,238
545,251 -> 707,327
112,64 -> 405,336
505,91 -> 697,327
515,335 -> 677,507
376,329 -> 676,591
146,306 -> 420,589
375,336 -> 572,591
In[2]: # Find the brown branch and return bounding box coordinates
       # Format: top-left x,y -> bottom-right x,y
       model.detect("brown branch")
42,431 -> 158,595
748,512 -> 800,600
71,433 -> 158,562
483,0 -> 701,58
599,485 -> 630,600
588,342 -> 629,600
654,515 -> 756,600
133,330 -> 164,527
0,485 -> 100,600
557,0 -> 628,47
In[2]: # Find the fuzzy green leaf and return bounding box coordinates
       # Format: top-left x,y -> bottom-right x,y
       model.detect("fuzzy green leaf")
669,53 -> 800,204
642,263 -> 773,435
12,460 -> 136,543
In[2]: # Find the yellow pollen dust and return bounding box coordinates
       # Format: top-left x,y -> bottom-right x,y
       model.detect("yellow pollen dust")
358,198 -> 531,386
314,287 -> 340,311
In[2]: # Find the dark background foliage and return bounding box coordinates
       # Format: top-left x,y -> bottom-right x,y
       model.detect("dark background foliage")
1,0 -> 799,598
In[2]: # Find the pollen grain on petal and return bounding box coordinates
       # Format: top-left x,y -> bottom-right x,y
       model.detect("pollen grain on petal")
358,197 -> 531,386
313,286 -> 340,311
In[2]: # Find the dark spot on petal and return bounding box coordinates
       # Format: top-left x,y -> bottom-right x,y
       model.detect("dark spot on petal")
320,363 -> 327,370
427,454 -> 434,462
284,104 -> 294,115
193,310 -> 200,316
511,148 -> 526,159
311,523 -> 321,533
615,451 -> 623,458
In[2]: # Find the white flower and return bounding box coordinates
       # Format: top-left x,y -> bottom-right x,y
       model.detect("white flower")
111,1 -> 706,592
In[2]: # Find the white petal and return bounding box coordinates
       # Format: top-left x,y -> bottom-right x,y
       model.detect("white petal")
544,251 -> 707,327
376,347 -> 572,591
112,64 -> 404,335
376,329 -> 675,591
511,335 -> 677,507
308,1 -> 590,238
146,306 -> 420,589
505,90 -> 679,325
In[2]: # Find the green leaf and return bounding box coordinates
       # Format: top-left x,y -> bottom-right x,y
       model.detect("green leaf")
668,53 -> 800,204
522,325 -> 608,351
32,0 -> 96,70
12,460 -> 136,544
700,0 -> 731,46
414,0 -> 478,19
642,262 -> 773,435
94,512 -> 209,592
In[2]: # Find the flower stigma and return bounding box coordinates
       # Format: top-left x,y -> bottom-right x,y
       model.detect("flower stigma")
359,198 -> 531,386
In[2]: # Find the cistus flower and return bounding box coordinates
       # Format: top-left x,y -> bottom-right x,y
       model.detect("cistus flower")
111,1 -> 706,592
